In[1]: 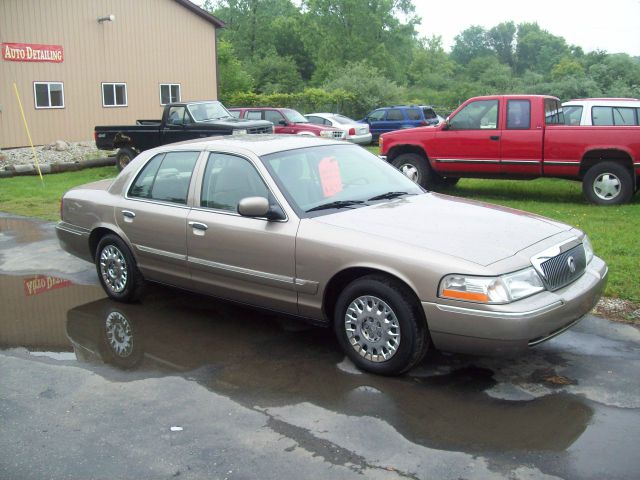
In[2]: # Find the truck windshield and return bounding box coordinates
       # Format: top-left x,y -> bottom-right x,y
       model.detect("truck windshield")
187,102 -> 232,122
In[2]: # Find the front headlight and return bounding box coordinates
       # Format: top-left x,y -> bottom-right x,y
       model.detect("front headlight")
439,267 -> 545,304
583,235 -> 594,264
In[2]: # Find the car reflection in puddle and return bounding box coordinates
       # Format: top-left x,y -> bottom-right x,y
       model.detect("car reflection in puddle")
64,287 -> 593,454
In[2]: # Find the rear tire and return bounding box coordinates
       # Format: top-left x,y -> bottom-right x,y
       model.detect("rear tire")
582,161 -> 633,205
334,274 -> 430,376
392,153 -> 437,190
95,234 -> 145,302
116,147 -> 137,171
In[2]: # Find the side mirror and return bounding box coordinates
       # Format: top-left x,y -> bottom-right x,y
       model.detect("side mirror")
441,119 -> 451,130
238,197 -> 285,221
278,120 -> 287,126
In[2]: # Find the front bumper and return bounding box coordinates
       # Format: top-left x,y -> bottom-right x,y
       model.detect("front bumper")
422,256 -> 608,355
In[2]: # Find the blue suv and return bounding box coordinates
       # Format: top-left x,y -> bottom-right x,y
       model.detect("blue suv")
360,105 -> 442,141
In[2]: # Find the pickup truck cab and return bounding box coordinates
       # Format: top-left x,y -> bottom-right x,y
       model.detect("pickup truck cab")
563,98 -> 640,126
380,95 -> 640,205
229,107 -> 346,140
95,101 -> 273,170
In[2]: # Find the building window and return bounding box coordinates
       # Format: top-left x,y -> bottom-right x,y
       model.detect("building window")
160,84 -> 181,105
34,82 -> 64,109
102,83 -> 127,107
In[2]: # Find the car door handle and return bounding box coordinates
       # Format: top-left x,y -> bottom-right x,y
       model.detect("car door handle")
122,210 -> 136,218
188,221 -> 208,231
490,135 -> 500,141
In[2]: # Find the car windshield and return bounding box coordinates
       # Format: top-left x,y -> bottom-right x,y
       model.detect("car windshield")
331,114 -> 355,125
187,102 -> 232,122
283,109 -> 309,123
261,144 -> 423,214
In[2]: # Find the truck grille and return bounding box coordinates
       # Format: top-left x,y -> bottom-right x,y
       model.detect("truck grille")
540,244 -> 586,291
247,126 -> 272,134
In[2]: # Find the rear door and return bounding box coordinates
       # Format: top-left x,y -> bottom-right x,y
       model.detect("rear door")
499,98 -> 543,176
115,150 -> 201,287
430,98 -> 502,175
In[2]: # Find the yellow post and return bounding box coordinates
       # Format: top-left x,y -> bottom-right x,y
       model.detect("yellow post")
12,82 -> 45,185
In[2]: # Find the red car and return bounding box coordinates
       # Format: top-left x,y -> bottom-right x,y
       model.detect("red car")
230,107 -> 346,140
380,94 -> 640,205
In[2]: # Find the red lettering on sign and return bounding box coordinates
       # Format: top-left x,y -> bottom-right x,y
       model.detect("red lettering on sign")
23,275 -> 73,296
2,43 -> 64,63
318,156 -> 343,197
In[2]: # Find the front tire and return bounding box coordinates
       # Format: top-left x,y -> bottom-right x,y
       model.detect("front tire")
392,153 -> 437,190
334,274 -> 429,375
582,161 -> 633,205
95,234 -> 145,302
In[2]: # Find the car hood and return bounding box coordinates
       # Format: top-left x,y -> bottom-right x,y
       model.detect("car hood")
311,193 -> 571,266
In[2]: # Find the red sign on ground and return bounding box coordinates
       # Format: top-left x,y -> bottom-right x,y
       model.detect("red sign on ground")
23,275 -> 73,296
2,42 -> 64,63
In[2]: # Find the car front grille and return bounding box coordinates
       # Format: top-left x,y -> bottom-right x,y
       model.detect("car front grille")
247,126 -> 272,134
540,244 -> 586,291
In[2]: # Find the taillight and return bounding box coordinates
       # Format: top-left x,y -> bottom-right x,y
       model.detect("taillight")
348,127 -> 355,136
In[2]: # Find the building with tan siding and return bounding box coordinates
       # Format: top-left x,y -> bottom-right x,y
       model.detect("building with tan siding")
0,0 -> 223,149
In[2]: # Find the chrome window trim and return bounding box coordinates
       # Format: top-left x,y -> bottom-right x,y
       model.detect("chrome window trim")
196,150 -> 289,223
124,150 -> 204,206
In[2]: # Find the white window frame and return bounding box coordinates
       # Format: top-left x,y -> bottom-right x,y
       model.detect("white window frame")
102,82 -> 128,108
159,84 -> 181,105
33,82 -> 64,109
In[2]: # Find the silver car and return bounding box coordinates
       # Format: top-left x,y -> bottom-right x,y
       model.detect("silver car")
305,113 -> 372,144
56,136 -> 607,375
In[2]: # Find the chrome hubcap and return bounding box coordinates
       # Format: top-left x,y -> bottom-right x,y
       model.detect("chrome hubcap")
344,295 -> 401,363
399,164 -> 419,183
99,245 -> 128,293
593,173 -> 621,200
105,311 -> 133,357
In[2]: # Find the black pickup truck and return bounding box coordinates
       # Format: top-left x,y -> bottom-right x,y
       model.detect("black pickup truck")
95,101 -> 274,170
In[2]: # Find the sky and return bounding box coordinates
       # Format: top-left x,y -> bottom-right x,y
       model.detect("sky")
192,0 -> 640,57
410,0 -> 640,56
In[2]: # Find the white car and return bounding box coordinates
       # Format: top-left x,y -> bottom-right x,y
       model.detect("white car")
562,98 -> 640,126
305,113 -> 372,145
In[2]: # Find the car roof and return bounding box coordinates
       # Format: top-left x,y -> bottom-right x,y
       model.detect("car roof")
563,98 -> 640,106
147,134 -> 348,157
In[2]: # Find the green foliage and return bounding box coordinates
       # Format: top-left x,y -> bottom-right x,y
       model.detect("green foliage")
205,1 -> 640,112
224,88 -> 355,114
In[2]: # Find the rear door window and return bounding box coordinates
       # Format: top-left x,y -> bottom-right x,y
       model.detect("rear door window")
506,100 -> 531,129
592,106 -> 637,125
386,109 -> 404,121
246,111 -> 263,120
406,109 -> 421,120
129,151 -> 199,205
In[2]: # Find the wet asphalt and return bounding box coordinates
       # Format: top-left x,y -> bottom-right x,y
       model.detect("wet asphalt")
0,213 -> 639,480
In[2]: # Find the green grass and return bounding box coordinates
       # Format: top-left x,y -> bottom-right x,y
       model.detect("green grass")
1,162 -> 638,302
0,167 -> 117,220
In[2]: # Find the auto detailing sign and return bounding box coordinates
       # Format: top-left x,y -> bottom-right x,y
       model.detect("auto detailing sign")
23,275 -> 73,296
2,42 -> 64,63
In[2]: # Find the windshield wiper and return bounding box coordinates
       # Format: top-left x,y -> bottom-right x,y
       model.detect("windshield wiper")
367,191 -> 412,201
306,200 -> 365,213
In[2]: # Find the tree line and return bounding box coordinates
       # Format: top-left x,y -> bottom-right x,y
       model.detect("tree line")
203,0 -> 640,118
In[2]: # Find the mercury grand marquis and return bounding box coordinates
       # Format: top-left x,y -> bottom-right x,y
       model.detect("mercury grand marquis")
56,135 -> 608,375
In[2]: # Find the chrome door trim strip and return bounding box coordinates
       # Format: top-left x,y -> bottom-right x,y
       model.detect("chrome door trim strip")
501,160 -> 541,165
189,255 -> 295,287
434,158 -> 500,164
136,244 -> 187,261
543,161 -> 579,166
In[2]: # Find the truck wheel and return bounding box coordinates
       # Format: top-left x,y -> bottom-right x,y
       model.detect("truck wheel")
582,162 -> 633,205
116,147 -> 137,171
334,274 -> 430,375
392,153 -> 436,189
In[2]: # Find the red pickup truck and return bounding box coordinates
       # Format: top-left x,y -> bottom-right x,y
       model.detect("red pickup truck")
379,95 -> 640,205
